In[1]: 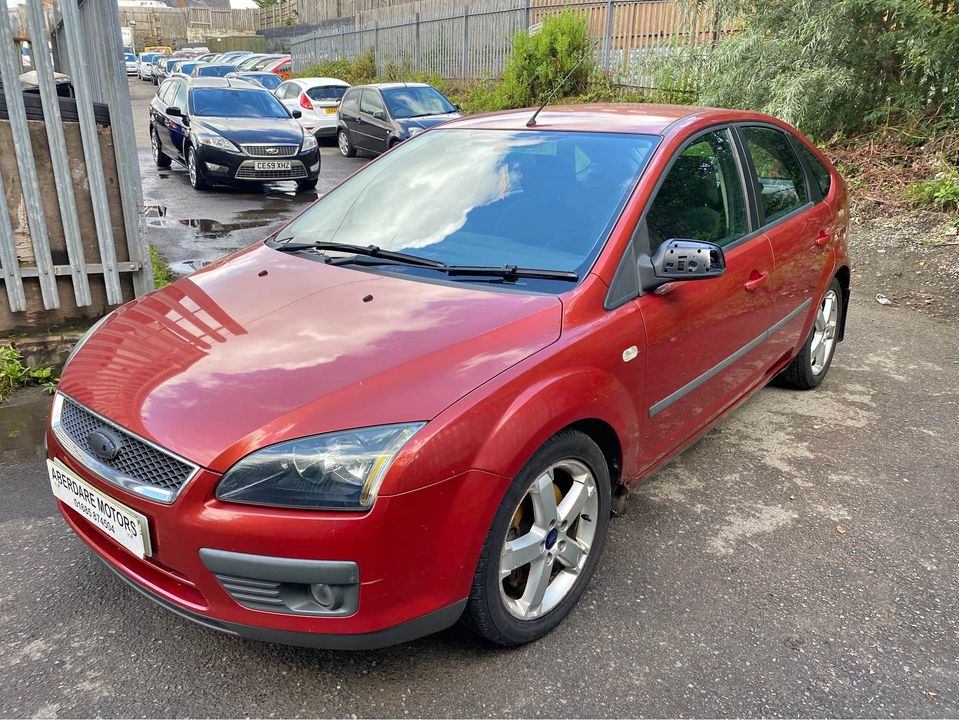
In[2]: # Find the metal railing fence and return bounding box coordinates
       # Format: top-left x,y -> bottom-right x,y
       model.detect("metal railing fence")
289,0 -> 728,85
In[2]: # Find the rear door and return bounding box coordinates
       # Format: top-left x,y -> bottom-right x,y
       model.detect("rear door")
152,80 -> 178,153
737,125 -> 827,360
356,89 -> 391,153
635,127 -> 777,469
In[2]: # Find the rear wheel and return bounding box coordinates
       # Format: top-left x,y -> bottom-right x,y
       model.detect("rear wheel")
187,146 -> 208,191
778,278 -> 843,389
151,127 -> 171,168
338,129 -> 356,158
462,429 -> 612,646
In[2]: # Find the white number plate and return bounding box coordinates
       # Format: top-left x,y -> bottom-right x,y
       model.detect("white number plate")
254,161 -> 291,170
48,459 -> 152,558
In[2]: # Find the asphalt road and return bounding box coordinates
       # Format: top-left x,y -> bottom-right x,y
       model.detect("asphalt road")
0,80 -> 957,718
130,77 -> 369,274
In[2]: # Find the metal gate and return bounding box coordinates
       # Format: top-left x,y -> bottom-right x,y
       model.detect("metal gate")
0,0 -> 152,330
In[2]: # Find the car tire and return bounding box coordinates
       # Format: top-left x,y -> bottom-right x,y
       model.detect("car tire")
151,127 -> 171,168
296,176 -> 319,192
338,129 -> 356,158
777,277 -> 844,390
462,429 -> 612,646
187,146 -> 208,191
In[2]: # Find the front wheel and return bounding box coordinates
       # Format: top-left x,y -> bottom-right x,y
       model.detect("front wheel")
337,129 -> 356,158
777,278 -> 843,389
297,176 -> 319,192
462,429 -> 612,646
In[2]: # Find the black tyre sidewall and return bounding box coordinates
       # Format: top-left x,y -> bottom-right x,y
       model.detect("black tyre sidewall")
470,430 -> 611,645
790,277 -> 844,389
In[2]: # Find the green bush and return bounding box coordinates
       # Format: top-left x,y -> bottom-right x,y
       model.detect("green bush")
495,10 -> 597,109
0,345 -> 56,402
692,0 -> 959,140
903,171 -> 959,211
297,50 -> 376,85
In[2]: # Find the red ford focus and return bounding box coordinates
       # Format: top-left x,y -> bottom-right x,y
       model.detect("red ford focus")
47,104 -> 849,648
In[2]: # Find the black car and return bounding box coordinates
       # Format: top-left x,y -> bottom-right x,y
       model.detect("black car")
336,82 -> 461,157
149,77 -> 320,191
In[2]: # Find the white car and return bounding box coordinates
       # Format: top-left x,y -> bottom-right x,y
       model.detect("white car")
124,52 -> 138,76
274,77 -> 350,139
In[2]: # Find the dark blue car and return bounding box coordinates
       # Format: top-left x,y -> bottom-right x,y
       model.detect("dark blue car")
149,77 -> 320,191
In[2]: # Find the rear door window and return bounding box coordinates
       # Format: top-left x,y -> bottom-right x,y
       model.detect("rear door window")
741,126 -> 810,224
797,143 -> 832,198
340,89 -> 359,115
646,128 -> 749,250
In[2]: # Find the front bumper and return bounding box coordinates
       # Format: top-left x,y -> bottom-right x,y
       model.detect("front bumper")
47,429 -> 508,648
197,144 -> 320,184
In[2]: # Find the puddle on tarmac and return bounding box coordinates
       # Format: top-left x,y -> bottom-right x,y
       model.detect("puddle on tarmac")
144,204 -> 299,239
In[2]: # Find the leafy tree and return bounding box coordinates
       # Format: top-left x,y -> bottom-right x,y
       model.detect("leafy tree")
696,0 -> 959,138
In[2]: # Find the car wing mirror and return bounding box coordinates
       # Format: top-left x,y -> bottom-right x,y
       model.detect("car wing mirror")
650,239 -> 725,282
165,106 -> 182,117
291,109 -> 302,118
372,109 -> 385,120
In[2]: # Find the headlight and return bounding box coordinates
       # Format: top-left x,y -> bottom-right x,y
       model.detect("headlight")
216,423 -> 424,511
408,127 -> 424,137
63,313 -> 112,370
196,133 -> 240,152
301,133 -> 318,151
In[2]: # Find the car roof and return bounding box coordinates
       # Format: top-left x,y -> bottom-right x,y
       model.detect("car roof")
355,82 -> 432,90
442,103 -> 774,136
185,77 -> 263,90
288,77 -> 350,87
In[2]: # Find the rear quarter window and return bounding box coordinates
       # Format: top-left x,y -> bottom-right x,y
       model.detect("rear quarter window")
797,144 -> 832,198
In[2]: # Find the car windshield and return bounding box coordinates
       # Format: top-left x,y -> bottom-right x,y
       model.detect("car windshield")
125,53 -> 136,62
247,73 -> 282,90
281,129 -> 658,290
306,85 -> 348,101
190,87 -> 290,118
179,62 -> 198,74
382,86 -> 455,119
196,64 -> 237,77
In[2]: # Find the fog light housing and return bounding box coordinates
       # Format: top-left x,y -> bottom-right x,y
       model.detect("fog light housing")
309,583 -> 336,608
310,162 -> 320,173
204,162 -> 228,174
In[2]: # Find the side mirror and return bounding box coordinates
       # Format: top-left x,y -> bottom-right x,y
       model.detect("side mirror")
453,103 -> 461,110
651,239 -> 725,282
292,109 -> 302,118
165,106 -> 182,117
372,109 -> 385,121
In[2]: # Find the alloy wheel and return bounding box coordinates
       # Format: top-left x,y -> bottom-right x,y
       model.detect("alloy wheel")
498,459 -> 599,620
151,130 -> 160,162
811,288 -> 839,375
338,131 -> 350,156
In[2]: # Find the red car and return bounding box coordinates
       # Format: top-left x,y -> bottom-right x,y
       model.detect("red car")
47,104 -> 849,649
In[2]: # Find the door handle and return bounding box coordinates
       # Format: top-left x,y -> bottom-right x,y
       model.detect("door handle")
815,229 -> 831,247
744,270 -> 769,291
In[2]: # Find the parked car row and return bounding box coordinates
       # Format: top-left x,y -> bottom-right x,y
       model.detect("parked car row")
136,50 -> 292,87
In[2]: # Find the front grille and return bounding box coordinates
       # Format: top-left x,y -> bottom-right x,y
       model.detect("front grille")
55,395 -> 196,503
235,160 -> 307,180
240,144 -> 298,157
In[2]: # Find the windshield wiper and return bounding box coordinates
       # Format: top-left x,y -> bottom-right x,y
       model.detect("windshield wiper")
272,238 -> 577,282
272,238 -> 446,269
